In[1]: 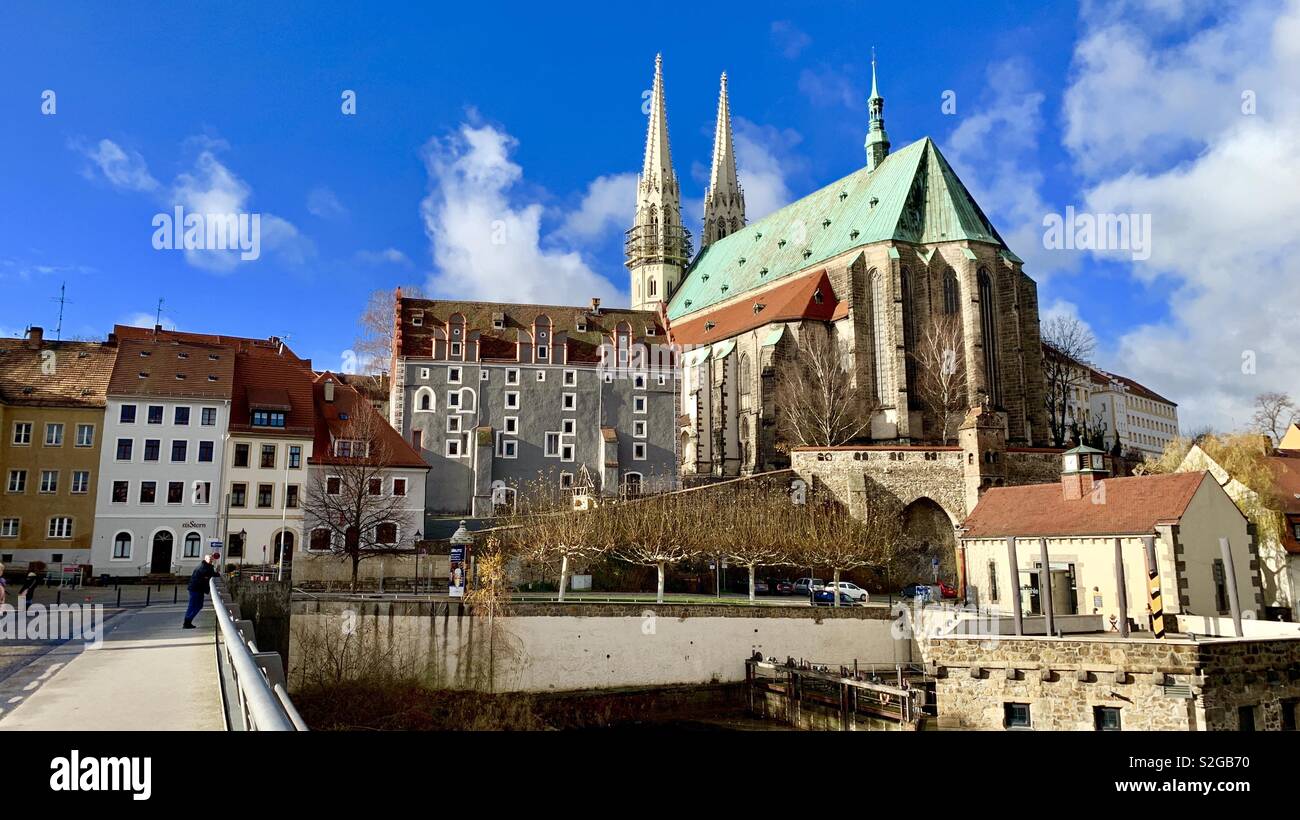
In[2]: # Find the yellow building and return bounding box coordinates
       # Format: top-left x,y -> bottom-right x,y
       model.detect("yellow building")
0,327 -> 117,569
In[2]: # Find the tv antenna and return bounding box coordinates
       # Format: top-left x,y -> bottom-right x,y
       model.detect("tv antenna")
51,282 -> 73,341
155,298 -> 165,329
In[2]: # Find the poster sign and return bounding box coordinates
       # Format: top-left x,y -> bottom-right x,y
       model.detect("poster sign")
449,545 -> 466,598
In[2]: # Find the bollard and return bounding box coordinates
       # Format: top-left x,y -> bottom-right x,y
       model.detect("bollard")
145,586 -> 151,607
116,587 -> 122,608
56,588 -> 62,605
173,585 -> 178,604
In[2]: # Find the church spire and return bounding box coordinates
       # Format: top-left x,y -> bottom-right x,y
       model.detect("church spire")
702,72 -> 745,248
627,54 -> 690,312
865,50 -> 890,172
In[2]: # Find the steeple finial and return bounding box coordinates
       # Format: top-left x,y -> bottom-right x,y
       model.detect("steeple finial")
870,47 -> 880,100
865,48 -> 890,172
642,52 -> 674,184
702,71 -> 745,247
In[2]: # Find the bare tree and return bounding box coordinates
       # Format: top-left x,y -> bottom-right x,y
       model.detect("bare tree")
513,482 -> 610,602
1041,314 -> 1097,447
303,408 -> 417,591
775,327 -> 879,448
717,483 -> 797,601
909,313 -> 969,443
1251,391 -> 1297,445
355,285 -> 424,374
794,494 -> 900,607
609,494 -> 703,603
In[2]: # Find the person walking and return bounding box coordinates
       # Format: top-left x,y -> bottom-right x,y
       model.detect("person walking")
183,551 -> 222,629
18,563 -> 42,607
0,563 -> 7,606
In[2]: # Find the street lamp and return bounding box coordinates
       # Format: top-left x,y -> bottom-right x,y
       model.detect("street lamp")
413,529 -> 423,594
237,529 -> 246,577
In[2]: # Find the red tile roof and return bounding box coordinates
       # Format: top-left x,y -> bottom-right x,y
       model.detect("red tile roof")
1267,453 -> 1300,555
0,336 -> 118,408
228,349 -> 315,437
961,472 -> 1211,538
667,268 -> 840,346
107,338 -> 235,399
309,372 -> 426,469
113,325 -> 309,363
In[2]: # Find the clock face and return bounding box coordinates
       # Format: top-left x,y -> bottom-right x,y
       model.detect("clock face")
1063,454 -> 1079,473
1091,454 -> 1105,469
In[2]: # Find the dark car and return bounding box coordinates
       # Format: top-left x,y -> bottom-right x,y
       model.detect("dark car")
752,578 -> 770,595
900,583 -> 938,601
769,578 -> 795,595
812,589 -> 860,606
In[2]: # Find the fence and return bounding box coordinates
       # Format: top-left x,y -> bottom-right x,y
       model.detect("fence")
211,577 -> 307,731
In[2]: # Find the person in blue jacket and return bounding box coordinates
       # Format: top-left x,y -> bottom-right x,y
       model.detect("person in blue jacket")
183,551 -> 222,629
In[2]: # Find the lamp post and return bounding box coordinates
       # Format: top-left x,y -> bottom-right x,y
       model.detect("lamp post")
413,529 -> 423,594
238,529 -> 246,578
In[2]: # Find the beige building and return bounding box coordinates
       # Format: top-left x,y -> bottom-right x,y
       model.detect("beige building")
959,445 -> 1260,631
0,327 -> 117,569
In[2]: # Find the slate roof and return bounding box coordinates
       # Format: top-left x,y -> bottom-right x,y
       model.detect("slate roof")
107,338 -> 235,399
667,136 -> 1016,323
961,472 -> 1210,539
0,337 -> 119,408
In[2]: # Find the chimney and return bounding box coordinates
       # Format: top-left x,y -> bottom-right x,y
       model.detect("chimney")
324,379 -> 335,403
25,326 -> 44,349
590,297 -> 601,315
1060,446 -> 1107,501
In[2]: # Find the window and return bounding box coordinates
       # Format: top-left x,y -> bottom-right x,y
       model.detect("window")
450,342 -> 462,357
412,430 -> 423,451
174,406 -> 190,426
1238,705 -> 1258,732
942,268 -> 959,315
184,532 -> 202,558
447,390 -> 461,409
252,410 -> 286,427
505,391 -> 520,410
198,441 -> 214,462
562,393 -> 576,411
375,522 -> 398,545
504,416 -> 518,435
171,440 -> 187,462
112,480 -> 128,503
560,472 -> 573,489
286,485 -> 299,508
45,423 -> 64,446
7,470 -> 26,493
545,432 -> 561,457
333,439 -> 369,459
48,517 -> 72,539
448,366 -> 462,384
12,422 -> 32,445
633,420 -> 647,438
1003,703 -> 1031,729
563,369 -> 576,386
392,478 -> 406,497
870,269 -> 889,402
76,424 -> 94,447
411,312 -> 423,327
536,369 -> 546,381
977,270 -> 1001,405
369,478 -> 383,496
310,529 -> 331,552
39,470 -> 58,494
447,415 -> 462,433
119,404 -> 137,424
446,439 -> 462,458
234,443 -> 250,467
634,373 -> 646,389
561,442 -> 575,462
506,368 -> 519,385
501,439 -> 518,459
988,561 -> 999,602
260,444 -> 276,469
633,396 -> 647,413
1213,559 -> 1229,613
201,407 -> 217,426
1,518 -> 18,538
139,481 -> 157,503
147,405 -> 163,424
71,471 -> 89,494
326,476 -> 341,495
193,482 -> 211,505
227,531 -> 245,558
417,389 -> 434,411
167,481 -> 184,504
480,368 -> 490,382
289,445 -> 302,469
113,531 -> 131,559
537,344 -> 548,361
230,483 -> 247,507
633,442 -> 647,461
114,437 -> 133,461
562,419 -> 575,435
257,484 -> 274,508
1282,699 -> 1298,731
1093,706 -> 1121,731
143,439 -> 160,461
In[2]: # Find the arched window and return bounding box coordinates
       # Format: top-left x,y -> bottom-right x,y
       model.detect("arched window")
622,472 -> 643,499
183,531 -> 202,558
977,269 -> 1001,405
942,269 -> 959,315
740,417 -> 751,468
415,387 -> 435,412
739,353 -> 752,395
870,269 -> 889,403
649,278 -> 657,297
274,530 -> 295,564
901,269 -> 917,398
113,531 -> 132,559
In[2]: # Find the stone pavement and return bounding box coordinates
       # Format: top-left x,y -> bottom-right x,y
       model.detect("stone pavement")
0,603 -> 224,730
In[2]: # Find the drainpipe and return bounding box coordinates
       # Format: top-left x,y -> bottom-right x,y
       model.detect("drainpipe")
1114,537 -> 1129,638
1219,536 -> 1244,638
1006,536 -> 1022,636
1038,537 -> 1055,637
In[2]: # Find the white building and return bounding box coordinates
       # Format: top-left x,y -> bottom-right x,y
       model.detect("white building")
1089,371 -> 1180,458
90,337 -> 234,578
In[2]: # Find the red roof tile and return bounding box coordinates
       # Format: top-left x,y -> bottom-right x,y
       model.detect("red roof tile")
228,350 -> 315,437
961,472 -> 1210,538
309,372 -> 426,469
107,338 -> 234,399
667,269 -> 840,346
113,325 -> 309,363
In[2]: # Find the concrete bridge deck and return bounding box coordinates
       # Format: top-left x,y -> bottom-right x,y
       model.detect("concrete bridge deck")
0,603 -> 224,731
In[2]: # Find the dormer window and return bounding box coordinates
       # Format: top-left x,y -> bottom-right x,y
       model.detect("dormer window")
704,321 -> 716,332
252,410 -> 286,428
139,351 -> 151,358
208,353 -> 220,361
576,320 -> 587,332
813,288 -> 824,304
178,352 -> 189,359
412,313 -> 423,327
333,438 -> 369,458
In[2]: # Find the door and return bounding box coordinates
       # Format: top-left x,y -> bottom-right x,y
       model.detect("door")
273,531 -> 294,565
150,531 -> 174,574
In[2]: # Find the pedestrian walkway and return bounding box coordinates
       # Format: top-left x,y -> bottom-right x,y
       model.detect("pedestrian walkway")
0,603 -> 224,730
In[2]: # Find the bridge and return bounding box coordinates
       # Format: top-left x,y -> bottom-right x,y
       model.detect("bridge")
0,579 -> 305,731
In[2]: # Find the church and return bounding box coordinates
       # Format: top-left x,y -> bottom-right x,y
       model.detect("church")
626,55 -> 1052,478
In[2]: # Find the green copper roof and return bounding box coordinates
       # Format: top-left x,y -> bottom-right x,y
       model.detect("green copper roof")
667,136 -> 1019,322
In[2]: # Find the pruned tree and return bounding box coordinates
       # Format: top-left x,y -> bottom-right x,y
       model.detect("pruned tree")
1041,314 -> 1097,447
775,327 -> 879,448
1251,391 -> 1298,445
302,408 -> 417,591
794,494 -> 900,607
514,482 -> 610,602
909,313 -> 968,443
609,493 -> 703,603
717,483 -> 797,601
355,285 -> 424,374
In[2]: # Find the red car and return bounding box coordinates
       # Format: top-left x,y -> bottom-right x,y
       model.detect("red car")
769,578 -> 795,595
938,581 -> 959,599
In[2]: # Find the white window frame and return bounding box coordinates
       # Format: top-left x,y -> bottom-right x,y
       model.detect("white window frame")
545,432 -> 561,458
536,369 -> 546,382
392,478 -> 407,497
537,344 -> 548,361
0,518 -> 19,538
633,442 -> 647,461
450,341 -> 463,358
45,422 -> 65,446
448,366 -> 462,384
12,421 -> 32,446
505,391 -> 520,410
447,390 -> 461,409
480,369 -> 489,381
445,438 -> 462,458
506,368 -> 520,385
415,386 -> 436,412
503,416 -> 518,435
499,437 -> 518,459
447,415 -> 462,434
39,469 -> 59,494
563,369 -> 577,386
634,395 -> 647,414
7,469 -> 27,494
562,393 -> 577,411
560,442 -> 575,463
75,423 -> 95,447
562,419 -> 576,436
47,516 -> 73,539
326,475 -> 342,496
420,367 -> 431,380
634,420 -> 647,438
633,373 -> 646,390
559,472 -> 574,489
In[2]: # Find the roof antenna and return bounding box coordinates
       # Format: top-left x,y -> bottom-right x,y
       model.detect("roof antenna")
154,298 -> 165,334
277,333 -> 291,356
51,281 -> 73,341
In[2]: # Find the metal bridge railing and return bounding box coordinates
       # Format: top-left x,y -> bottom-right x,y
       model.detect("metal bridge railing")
211,578 -> 307,731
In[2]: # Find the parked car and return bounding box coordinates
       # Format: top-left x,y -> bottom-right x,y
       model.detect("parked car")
900,583 -> 939,601
752,578 -> 770,595
938,581 -> 959,599
812,588 -> 860,606
825,581 -> 869,603
769,578 -> 795,595
793,577 -> 825,595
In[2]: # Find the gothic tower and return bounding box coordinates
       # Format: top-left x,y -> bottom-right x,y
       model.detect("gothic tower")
627,54 -> 691,312
864,53 -> 890,172
702,72 -> 745,247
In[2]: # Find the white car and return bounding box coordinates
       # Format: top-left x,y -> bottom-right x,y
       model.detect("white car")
826,581 -> 869,603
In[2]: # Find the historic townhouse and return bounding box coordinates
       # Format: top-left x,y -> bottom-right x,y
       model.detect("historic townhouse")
390,295 -> 677,518
1089,371 -> 1179,458
90,336 -> 233,577
0,327 -> 117,569
629,56 -> 1050,478
219,345 -> 315,567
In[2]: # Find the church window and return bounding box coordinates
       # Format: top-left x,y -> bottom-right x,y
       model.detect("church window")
870,270 -> 889,403
649,279 -> 656,297
739,354 -> 752,395
943,269 -> 959,315
901,269 -> 917,398
978,269 -> 1001,405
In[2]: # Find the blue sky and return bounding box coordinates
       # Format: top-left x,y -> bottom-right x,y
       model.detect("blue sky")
3,0 -> 1298,431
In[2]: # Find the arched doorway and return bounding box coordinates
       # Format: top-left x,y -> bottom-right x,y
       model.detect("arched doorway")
897,498 -> 958,586
344,526 -> 360,552
150,531 -> 174,574
273,531 -> 295,565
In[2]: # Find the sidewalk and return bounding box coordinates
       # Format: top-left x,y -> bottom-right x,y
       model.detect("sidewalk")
0,603 -> 224,731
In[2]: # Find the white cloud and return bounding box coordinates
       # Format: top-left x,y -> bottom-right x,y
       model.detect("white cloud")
119,312 -> 178,331
419,122 -> 621,305
770,21 -> 812,59
307,185 -> 348,219
557,173 -> 637,242
733,118 -> 803,222
1064,0 -> 1300,432
797,66 -> 858,109
354,247 -> 413,266
73,138 -> 159,192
